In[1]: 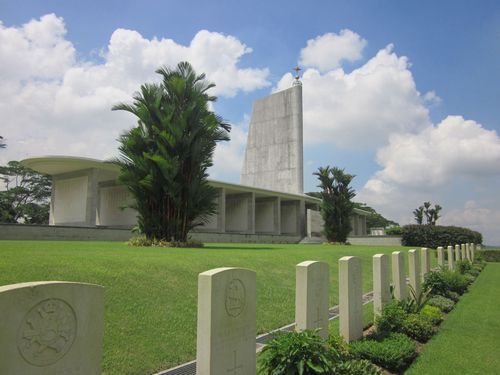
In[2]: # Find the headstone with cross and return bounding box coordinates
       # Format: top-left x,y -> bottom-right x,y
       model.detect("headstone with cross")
295,261 -> 329,338
437,246 -> 445,267
392,251 -> 407,301
339,256 -> 363,343
408,249 -> 421,300
373,254 -> 390,316
0,281 -> 104,375
196,268 -> 256,375
448,245 -> 455,270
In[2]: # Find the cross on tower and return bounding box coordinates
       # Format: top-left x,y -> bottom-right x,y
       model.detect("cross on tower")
227,350 -> 243,375
292,65 -> 302,86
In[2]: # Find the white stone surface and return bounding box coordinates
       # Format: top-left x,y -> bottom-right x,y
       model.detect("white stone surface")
295,261 -> 329,338
471,243 -> 476,262
97,185 -> 137,226
421,247 -> 430,281
339,256 -> 363,342
408,249 -> 421,299
455,244 -> 461,261
196,267 -> 256,375
461,244 -> 466,260
448,245 -> 455,270
392,251 -> 407,301
466,243 -> 471,261
306,209 -> 323,238
0,281 -> 104,375
437,247 -> 444,267
373,254 -> 391,316
241,85 -> 304,194
53,176 -> 88,224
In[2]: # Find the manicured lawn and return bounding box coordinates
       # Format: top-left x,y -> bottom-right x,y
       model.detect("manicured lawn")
0,241 -> 416,375
406,262 -> 500,375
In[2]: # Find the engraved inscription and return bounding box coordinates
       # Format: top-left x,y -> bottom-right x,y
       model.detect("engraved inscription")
225,279 -> 246,317
17,298 -> 77,367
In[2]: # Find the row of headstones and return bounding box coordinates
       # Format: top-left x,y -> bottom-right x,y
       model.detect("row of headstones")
0,243 -> 480,375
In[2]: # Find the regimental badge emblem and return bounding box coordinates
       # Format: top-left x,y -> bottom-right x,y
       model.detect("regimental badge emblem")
225,279 -> 246,317
17,298 -> 77,366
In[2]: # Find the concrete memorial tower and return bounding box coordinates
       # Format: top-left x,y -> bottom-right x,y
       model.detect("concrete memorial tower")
241,67 -> 304,195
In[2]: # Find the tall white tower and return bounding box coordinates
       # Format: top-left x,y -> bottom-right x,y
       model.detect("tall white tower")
241,69 -> 304,194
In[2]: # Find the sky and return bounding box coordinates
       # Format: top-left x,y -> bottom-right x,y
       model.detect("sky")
1,1 -> 500,244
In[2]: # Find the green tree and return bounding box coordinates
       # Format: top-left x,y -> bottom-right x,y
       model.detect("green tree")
0,136 -> 5,148
353,202 -> 399,229
0,161 -> 51,224
113,62 -> 230,242
413,206 -> 424,225
413,202 -> 442,225
314,166 -> 356,243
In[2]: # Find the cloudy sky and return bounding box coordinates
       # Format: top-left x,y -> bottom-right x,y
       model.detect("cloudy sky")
1,1 -> 500,244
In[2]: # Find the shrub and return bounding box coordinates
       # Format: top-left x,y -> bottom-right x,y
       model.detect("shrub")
259,330 -> 335,374
427,295 -> 455,313
464,273 -> 476,285
385,226 -> 402,235
423,269 -> 469,297
420,305 -> 443,326
401,224 -> 482,248
455,260 -> 473,274
127,236 -> 203,248
400,284 -> 432,314
401,313 -> 436,342
349,332 -> 417,372
478,249 -> 500,262
446,291 -> 460,302
375,301 -> 407,334
332,359 -> 381,375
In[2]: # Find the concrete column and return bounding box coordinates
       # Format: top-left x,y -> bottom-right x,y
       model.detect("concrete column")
86,169 -> 99,226
197,267 -> 256,375
408,249 -> 421,299
373,254 -> 391,317
295,261 -> 329,338
392,251 -> 407,301
274,197 -> 281,235
421,248 -> 430,281
448,246 -> 455,270
248,193 -> 255,234
455,244 -> 461,261
437,246 -> 445,267
217,188 -> 226,233
461,244 -> 466,260
339,256 -> 363,342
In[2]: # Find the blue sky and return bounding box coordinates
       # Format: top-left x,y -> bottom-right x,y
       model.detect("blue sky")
1,1 -> 500,244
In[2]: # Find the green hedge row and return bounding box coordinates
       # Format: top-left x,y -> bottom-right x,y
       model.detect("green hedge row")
478,250 -> 500,262
401,225 -> 482,248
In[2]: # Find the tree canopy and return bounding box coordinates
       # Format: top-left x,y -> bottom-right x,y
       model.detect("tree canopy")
352,202 -> 399,229
113,61 -> 230,242
0,161 -> 51,224
413,201 -> 442,225
314,166 -> 356,243
0,136 -> 6,148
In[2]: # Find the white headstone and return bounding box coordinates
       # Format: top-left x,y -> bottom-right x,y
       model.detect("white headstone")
196,267 -> 256,375
471,243 -> 476,262
421,247 -> 431,281
437,246 -> 445,267
0,281 -> 104,375
339,256 -> 363,343
373,254 -> 391,316
455,244 -> 461,262
465,243 -> 471,261
408,249 -> 421,299
295,261 -> 329,338
461,244 -> 466,260
447,245 -> 455,270
392,251 -> 407,301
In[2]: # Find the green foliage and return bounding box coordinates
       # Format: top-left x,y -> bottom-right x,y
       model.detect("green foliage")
0,161 -> 51,224
375,301 -> 407,334
352,202 -> 399,230
314,166 -> 355,243
423,269 -> 469,298
401,313 -> 436,342
427,295 -> 455,313
113,62 -> 230,242
0,135 -> 5,148
401,224 -> 482,248
478,249 -> 500,262
420,305 -> 444,326
331,359 -> 381,375
447,291 -> 460,302
413,201 -> 442,225
259,330 -> 335,375
127,235 -> 203,248
349,332 -> 417,372
385,226 -> 402,235
400,284 -> 432,314
455,260 -> 473,275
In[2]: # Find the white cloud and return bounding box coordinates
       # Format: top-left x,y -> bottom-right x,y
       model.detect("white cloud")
0,14 -> 270,167
276,44 -> 431,149
300,29 -> 367,72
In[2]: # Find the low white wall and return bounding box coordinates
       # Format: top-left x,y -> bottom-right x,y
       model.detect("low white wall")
347,235 -> 402,247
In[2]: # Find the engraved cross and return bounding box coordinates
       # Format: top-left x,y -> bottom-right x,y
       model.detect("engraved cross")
227,350 -> 243,374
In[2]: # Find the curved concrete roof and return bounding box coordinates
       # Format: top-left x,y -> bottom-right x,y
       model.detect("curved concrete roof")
21,156 -> 119,175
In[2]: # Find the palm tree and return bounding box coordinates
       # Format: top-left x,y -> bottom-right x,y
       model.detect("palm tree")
113,62 -> 231,242
0,136 -> 5,148
314,166 -> 356,243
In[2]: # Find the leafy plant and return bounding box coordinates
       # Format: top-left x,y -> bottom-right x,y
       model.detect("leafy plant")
259,330 -> 335,375
113,61 -> 231,242
127,235 -> 203,248
427,295 -> 455,313
331,359 -> 381,375
401,313 -> 436,342
401,224 -> 482,248
420,305 -> 444,326
400,284 -> 432,313
423,269 -> 469,298
375,301 -> 407,334
349,332 -> 417,372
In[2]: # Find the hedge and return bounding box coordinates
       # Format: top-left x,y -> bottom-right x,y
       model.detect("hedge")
401,225 -> 482,248
478,250 -> 500,262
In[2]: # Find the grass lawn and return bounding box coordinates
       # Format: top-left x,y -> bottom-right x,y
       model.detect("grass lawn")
0,241 -> 418,375
406,262 -> 500,375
